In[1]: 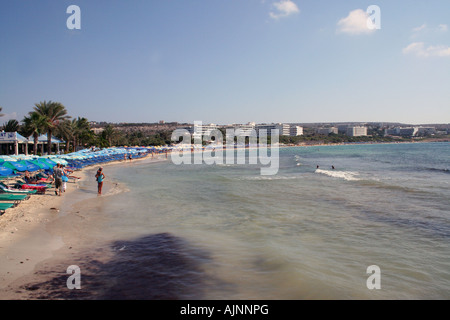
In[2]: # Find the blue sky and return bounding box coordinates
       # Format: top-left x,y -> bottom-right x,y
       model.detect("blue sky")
1,0 -> 449,125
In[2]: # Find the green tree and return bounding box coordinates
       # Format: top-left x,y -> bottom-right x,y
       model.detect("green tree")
54,120 -> 74,153
74,117 -> 91,148
101,124 -> 118,147
2,119 -> 20,132
22,113 -> 46,155
32,101 -> 71,154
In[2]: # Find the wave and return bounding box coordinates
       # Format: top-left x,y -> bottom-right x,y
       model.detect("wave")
315,169 -> 360,181
240,175 -> 301,181
293,155 -> 302,166
424,167 -> 450,175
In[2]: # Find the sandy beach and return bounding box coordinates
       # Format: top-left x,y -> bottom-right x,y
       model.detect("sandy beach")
0,153 -> 168,299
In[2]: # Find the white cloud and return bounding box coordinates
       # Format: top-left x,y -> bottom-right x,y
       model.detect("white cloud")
412,23 -> 448,36
403,42 -> 450,58
412,24 -> 427,32
438,24 -> 448,32
269,0 -> 299,19
336,9 -> 375,35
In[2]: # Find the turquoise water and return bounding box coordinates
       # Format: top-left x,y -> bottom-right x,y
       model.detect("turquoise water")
25,142 -> 450,299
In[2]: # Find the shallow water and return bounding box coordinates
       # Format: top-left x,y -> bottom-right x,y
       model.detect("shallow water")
12,143 -> 450,299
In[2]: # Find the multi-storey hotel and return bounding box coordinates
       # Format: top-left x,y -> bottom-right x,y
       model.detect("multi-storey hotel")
346,126 -> 368,137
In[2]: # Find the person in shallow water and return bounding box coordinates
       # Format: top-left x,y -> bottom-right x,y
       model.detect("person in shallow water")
96,167 -> 105,195
332,165 -> 335,170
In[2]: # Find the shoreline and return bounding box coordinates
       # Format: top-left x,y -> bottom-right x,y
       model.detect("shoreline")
0,141 -> 448,299
0,153 -> 168,297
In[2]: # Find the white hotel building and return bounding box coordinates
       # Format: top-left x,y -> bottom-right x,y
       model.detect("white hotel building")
346,126 -> 368,137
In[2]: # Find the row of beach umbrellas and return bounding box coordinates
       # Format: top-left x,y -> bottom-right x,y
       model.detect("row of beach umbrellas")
0,146 -> 172,178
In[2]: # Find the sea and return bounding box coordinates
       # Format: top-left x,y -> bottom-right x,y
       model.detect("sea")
13,142 -> 450,299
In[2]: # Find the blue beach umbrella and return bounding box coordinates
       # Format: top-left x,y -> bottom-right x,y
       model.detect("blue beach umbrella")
3,161 -> 29,172
0,165 -> 14,177
29,159 -> 50,170
22,161 -> 41,172
41,158 -> 57,167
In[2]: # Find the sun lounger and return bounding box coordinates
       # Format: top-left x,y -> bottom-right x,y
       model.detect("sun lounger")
20,184 -> 46,194
17,179 -> 52,188
0,182 -> 38,194
0,194 -> 30,204
0,203 -> 15,215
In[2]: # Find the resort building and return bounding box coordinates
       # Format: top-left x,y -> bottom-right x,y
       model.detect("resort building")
186,123 -> 219,139
346,126 -> 368,137
338,125 -> 349,134
385,126 -> 436,137
385,127 -> 400,136
290,126 -> 304,136
398,127 -> 418,137
416,127 -> 436,136
255,123 -> 290,136
228,122 -> 257,137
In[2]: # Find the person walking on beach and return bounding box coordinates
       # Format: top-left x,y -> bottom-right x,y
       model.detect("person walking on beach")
61,165 -> 69,192
53,164 -> 64,196
95,167 -> 105,195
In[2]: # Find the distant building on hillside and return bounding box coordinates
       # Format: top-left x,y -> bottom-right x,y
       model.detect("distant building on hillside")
92,128 -> 104,134
316,127 -> 338,135
229,122 -> 257,137
255,123 -> 290,136
385,126 -> 436,137
186,123 -> 219,139
290,126 -> 304,136
346,126 -> 368,137
385,127 -> 400,136
398,127 -> 418,136
416,127 -> 436,136
338,125 -> 349,134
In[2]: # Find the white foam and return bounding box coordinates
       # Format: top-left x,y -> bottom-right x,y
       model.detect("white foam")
315,169 -> 360,181
242,175 -> 299,181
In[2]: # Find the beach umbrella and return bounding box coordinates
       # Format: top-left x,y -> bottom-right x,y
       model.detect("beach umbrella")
30,159 -> 50,170
0,165 -> 14,177
40,158 -> 57,167
21,161 -> 41,172
2,161 -> 28,172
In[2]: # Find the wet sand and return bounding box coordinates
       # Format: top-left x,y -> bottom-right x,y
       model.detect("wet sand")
0,154 -> 168,299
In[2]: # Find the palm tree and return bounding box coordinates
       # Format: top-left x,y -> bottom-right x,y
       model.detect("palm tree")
32,101 -> 71,154
54,120 -> 74,153
102,124 -> 118,147
55,117 -> 92,152
22,113 -> 46,155
2,119 -> 20,132
73,117 -> 90,149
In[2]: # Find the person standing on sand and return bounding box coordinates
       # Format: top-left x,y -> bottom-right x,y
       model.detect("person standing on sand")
53,164 -> 64,196
95,167 -> 105,195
